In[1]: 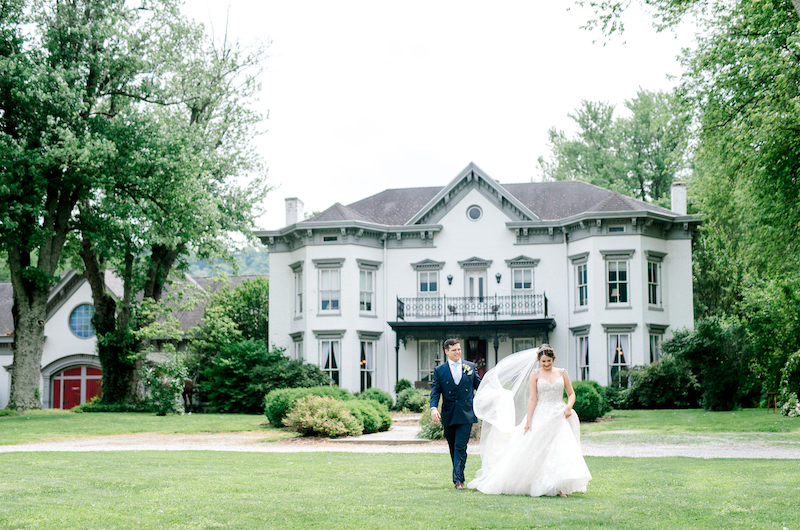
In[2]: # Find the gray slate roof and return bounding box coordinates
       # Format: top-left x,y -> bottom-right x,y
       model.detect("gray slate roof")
305,180 -> 677,226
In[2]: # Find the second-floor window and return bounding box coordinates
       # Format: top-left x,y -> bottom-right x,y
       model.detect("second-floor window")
512,268 -> 533,295
360,270 -> 374,313
577,263 -> 588,307
418,271 -> 438,296
607,260 -> 629,305
320,269 -> 340,312
294,271 -> 303,316
648,261 -> 661,306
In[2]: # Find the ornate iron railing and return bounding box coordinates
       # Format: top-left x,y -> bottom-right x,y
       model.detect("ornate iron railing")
397,294 -> 547,321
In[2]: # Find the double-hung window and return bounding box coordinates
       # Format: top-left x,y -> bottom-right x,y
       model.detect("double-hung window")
578,335 -> 590,381
513,338 -> 537,353
506,256 -> 540,315
513,268 -> 533,295
314,259 -> 344,314
601,250 -> 634,307
647,324 -> 668,364
418,340 -> 440,383
290,261 -> 304,317
321,339 -> 340,386
569,253 -> 589,310
418,271 -> 438,295
645,251 -> 666,309
289,332 -> 304,361
360,270 -> 374,312
607,332 -> 630,387
360,341 -> 375,392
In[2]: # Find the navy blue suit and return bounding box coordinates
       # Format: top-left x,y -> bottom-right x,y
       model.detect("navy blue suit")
429,360 -> 481,484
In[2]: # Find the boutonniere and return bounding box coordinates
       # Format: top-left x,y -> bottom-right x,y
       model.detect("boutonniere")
462,364 -> 473,376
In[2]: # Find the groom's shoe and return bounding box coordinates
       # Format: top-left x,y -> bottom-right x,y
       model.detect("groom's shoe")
455,482 -> 465,490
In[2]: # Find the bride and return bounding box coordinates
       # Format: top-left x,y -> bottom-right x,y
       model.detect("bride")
468,344 -> 592,496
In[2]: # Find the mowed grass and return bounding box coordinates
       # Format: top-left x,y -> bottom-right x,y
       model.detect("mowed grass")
581,408 -> 800,434
0,409 -> 281,445
0,452 -> 798,529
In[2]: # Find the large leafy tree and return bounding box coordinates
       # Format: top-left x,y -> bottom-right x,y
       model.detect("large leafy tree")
0,0 -> 184,410
538,89 -> 690,203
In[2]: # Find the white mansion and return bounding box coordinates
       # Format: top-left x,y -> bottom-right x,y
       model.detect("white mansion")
257,163 -> 700,395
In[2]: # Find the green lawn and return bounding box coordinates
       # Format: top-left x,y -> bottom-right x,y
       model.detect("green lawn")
0,409 -> 281,445
0,452 -> 797,529
581,408 -> 800,434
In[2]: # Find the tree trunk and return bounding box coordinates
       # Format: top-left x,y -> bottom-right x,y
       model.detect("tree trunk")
80,238 -> 138,404
6,250 -> 48,411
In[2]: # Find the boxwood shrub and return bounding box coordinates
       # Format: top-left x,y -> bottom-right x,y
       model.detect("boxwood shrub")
396,388 -> 429,412
345,399 -> 391,433
572,381 -> 604,422
264,386 -> 353,427
357,388 -> 393,410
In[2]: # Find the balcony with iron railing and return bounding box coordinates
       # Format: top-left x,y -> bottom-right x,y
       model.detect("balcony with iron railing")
396,294 -> 548,322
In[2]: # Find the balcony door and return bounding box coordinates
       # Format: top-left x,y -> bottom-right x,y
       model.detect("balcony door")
465,270 -> 486,302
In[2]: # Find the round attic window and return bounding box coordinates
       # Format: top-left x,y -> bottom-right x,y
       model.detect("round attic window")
467,205 -> 483,221
69,304 -> 96,338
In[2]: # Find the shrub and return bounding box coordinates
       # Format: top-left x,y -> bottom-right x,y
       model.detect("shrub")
73,397 -> 154,413
604,384 -> 627,410
572,382 -> 604,422
345,400 -> 391,433
779,350 -> 800,417
417,402 -> 444,440
0,409 -> 20,417
357,388 -> 393,410
621,356 -> 702,409
200,340 -> 330,414
394,378 -> 412,394
264,386 -> 353,427
141,356 -> 187,416
396,388 -> 428,412
284,395 -> 363,438
663,318 -> 755,411
583,380 -> 612,414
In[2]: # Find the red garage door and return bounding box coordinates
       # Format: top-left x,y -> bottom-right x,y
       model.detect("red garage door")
51,366 -> 102,409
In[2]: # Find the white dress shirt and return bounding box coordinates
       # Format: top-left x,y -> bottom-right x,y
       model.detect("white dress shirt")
449,360 -> 463,385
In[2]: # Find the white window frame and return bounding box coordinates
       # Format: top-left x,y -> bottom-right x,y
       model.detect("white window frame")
602,250 -> 634,308
647,261 -> 661,307
320,339 -> 341,386
418,340 -> 441,383
608,332 -> 630,387
577,263 -> 588,308
649,334 -> 661,364
360,340 -> 375,392
513,337 -> 537,353
512,268 -> 534,295
319,269 -> 341,313
359,269 -> 375,314
418,271 -> 439,296
289,332 -> 304,361
295,270 -> 303,316
577,335 -> 590,381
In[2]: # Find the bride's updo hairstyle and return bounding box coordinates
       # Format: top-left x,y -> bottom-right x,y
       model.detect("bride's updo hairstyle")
537,344 -> 555,359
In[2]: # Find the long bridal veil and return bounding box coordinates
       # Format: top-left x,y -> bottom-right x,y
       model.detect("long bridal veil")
472,347 -> 542,477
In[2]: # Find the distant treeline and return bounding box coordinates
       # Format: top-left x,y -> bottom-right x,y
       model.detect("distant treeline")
189,247 -> 269,277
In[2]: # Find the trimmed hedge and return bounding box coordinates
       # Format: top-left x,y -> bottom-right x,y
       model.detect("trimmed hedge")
583,380 -> 612,414
394,379 -> 412,394
264,386 -> 353,427
72,400 -> 155,413
284,395 -> 363,438
572,381 -> 604,422
357,388 -> 393,410
345,400 -> 392,433
396,388 -> 428,412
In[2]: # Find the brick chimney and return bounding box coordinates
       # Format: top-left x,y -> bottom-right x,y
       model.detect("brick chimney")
285,197 -> 304,226
670,182 -> 687,215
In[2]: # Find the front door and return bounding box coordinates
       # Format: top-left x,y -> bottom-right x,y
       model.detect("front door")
466,338 -> 488,378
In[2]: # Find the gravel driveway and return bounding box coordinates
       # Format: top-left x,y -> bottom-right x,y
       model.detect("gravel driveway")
2,429 -> 798,458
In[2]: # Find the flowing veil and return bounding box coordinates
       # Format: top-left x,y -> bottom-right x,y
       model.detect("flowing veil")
472,347 -> 542,479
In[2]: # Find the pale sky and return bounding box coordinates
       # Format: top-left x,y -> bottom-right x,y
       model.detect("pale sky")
181,1 -> 693,231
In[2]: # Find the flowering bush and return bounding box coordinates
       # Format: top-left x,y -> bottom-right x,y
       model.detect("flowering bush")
284,395 -> 363,438
141,357 -> 187,416
264,386 -> 353,427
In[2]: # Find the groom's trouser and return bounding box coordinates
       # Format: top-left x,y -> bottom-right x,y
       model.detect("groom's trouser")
443,423 -> 472,484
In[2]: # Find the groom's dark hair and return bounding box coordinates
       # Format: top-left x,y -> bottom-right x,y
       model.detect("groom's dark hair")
443,338 -> 459,352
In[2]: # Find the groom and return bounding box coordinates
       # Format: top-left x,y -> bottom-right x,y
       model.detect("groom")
430,338 -> 481,490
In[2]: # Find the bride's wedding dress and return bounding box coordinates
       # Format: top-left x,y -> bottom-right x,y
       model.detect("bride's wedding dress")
468,353 -> 592,496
